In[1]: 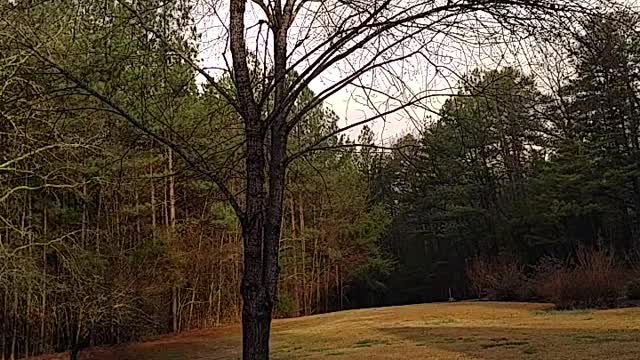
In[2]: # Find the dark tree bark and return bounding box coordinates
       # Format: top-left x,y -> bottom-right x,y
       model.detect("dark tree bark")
229,0 -> 292,356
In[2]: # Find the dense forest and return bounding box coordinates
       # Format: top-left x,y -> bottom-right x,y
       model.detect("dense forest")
2,0 -> 640,359
372,12 -> 640,306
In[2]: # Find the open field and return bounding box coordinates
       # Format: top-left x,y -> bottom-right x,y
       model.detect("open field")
56,302 -> 640,359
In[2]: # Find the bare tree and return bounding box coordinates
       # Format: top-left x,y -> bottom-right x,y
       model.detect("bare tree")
220,1 -> 627,358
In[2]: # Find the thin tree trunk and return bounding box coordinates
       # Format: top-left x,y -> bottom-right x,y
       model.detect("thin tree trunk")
325,263 -> 329,312
216,233 -> 224,326
299,196 -> 306,315
188,277 -> 198,329
41,209 -> 47,353
3,290 -> 7,360
166,148 -> 178,333
313,230 -> 319,312
150,164 -> 156,230
172,285 -> 178,334
169,148 -> 176,229
135,189 -> 141,243
10,289 -> 17,360
26,195 -> 32,359
340,267 -> 343,310
289,197 -> 299,315
208,271 -> 215,326
335,265 -> 340,310
95,190 -> 101,254
82,182 -> 87,246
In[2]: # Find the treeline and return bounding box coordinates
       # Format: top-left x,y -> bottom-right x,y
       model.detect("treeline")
0,0 -> 388,358
4,0 -> 640,358
371,12 -> 640,306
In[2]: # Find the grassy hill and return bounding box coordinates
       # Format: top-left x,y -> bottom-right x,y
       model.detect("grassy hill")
46,302 -> 640,359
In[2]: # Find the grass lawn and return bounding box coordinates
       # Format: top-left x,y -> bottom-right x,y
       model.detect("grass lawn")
68,302 -> 640,359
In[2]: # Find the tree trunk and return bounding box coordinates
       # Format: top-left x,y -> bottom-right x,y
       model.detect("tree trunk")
229,0 -> 290,356
26,195 -> 32,359
95,190 -> 101,254
289,197 -> 299,315
10,289 -> 17,360
299,197 -> 306,315
216,233 -> 224,325
168,148 -> 176,229
3,290 -> 7,360
82,182 -> 87,246
150,164 -> 156,230
41,209 -> 47,352
239,88 -> 288,360
135,189 -> 141,243
240,120 -> 270,359
172,287 -> 178,333
168,148 -> 178,333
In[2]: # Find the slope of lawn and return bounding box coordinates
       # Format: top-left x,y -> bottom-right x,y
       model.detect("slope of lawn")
58,302 -> 640,359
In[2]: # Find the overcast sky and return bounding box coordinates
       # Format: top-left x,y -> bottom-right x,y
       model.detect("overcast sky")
195,0 -> 640,144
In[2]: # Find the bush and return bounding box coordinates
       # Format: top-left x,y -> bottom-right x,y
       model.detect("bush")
467,256 -> 530,301
625,279 -> 640,300
273,293 -> 296,318
533,248 -> 625,309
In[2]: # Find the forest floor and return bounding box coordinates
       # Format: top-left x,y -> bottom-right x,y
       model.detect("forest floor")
44,301 -> 640,359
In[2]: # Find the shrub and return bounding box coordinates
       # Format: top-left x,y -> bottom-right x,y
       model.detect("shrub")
467,256 -> 529,301
273,293 -> 296,318
533,248 -> 625,309
625,279 -> 640,300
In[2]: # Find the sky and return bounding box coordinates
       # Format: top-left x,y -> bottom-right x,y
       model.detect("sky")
194,0 -> 640,145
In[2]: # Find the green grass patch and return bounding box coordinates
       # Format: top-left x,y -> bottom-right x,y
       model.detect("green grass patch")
481,340 -> 529,349
325,351 -> 347,356
352,339 -> 388,348
533,309 -> 592,316
489,337 -> 509,342
574,333 -> 638,344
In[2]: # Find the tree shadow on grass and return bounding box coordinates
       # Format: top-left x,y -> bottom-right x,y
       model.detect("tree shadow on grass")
79,334 -> 240,360
380,325 -> 640,360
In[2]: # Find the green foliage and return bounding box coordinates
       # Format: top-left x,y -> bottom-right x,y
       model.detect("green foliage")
371,13 -> 640,305
624,279 -> 640,300
273,293 -> 297,319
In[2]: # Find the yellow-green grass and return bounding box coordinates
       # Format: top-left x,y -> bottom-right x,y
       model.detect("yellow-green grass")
91,302 -> 640,359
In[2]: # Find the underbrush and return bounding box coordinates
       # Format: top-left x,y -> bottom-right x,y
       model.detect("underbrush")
467,248 -> 631,309
467,256 -> 530,301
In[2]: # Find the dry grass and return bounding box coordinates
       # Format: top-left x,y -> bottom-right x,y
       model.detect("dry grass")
51,302 -> 640,359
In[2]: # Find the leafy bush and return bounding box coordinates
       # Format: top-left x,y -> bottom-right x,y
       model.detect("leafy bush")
467,256 -> 530,301
625,279 -> 640,300
273,293 -> 296,318
534,248 -> 624,309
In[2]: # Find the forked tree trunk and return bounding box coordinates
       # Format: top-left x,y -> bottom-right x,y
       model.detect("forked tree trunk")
229,0 -> 290,356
